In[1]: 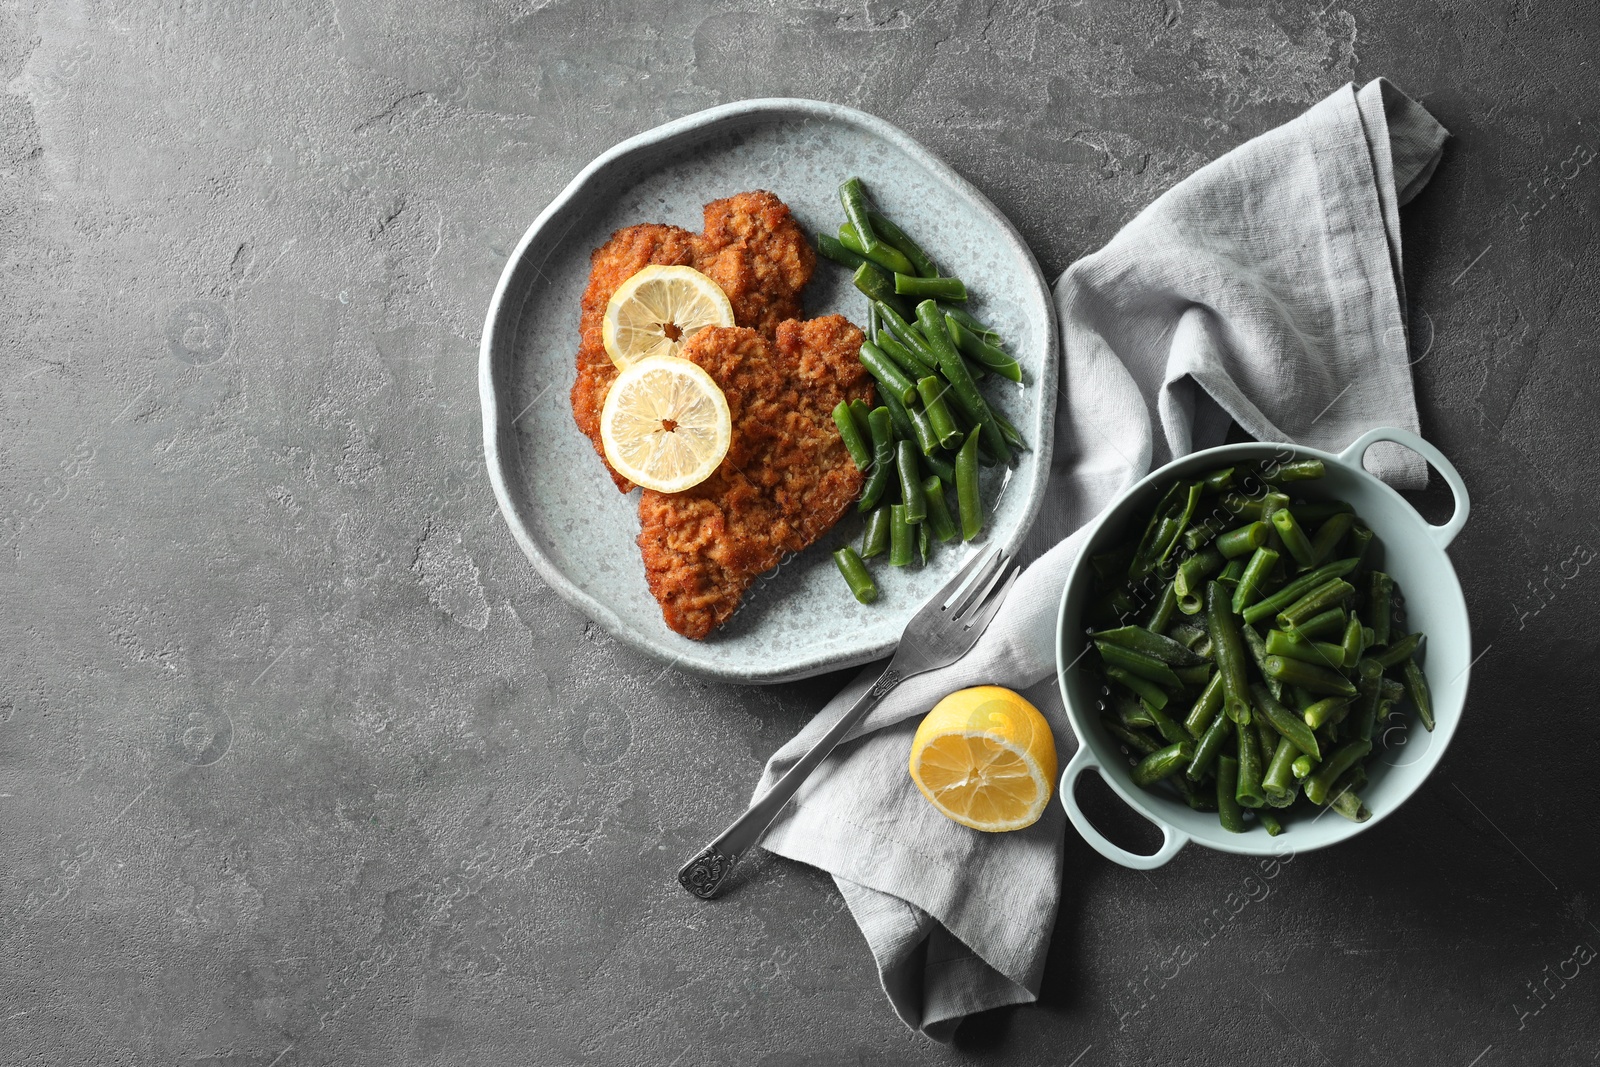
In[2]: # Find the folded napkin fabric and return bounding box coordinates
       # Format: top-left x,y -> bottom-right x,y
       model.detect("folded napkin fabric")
753,79 -> 1449,1041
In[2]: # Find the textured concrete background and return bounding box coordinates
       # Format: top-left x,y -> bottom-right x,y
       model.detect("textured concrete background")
3,1 -> 1598,1064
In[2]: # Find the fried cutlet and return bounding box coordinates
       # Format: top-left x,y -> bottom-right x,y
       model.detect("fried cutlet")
637,316 -> 873,640
569,191 -> 815,492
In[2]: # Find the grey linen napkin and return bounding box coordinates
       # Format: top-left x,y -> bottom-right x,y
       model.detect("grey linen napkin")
752,79 -> 1449,1040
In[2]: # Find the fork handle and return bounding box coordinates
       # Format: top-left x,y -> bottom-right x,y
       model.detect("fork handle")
677,665 -> 906,899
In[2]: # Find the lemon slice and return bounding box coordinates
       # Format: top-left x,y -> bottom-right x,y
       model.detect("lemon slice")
909,686 -> 1058,832
600,355 -> 732,493
601,264 -> 735,369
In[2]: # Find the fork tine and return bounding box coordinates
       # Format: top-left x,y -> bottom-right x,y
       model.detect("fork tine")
953,550 -> 1011,621
933,545 -> 998,609
963,564 -> 1019,635
945,548 -> 1006,619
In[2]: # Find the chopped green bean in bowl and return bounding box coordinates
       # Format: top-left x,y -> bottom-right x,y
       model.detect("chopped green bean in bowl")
1054,427 -> 1471,868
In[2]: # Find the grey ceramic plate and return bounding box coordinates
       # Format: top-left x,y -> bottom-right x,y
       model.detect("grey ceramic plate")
480,99 -> 1059,684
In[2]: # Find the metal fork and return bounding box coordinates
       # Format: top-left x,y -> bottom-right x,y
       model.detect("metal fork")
676,546 -> 1021,900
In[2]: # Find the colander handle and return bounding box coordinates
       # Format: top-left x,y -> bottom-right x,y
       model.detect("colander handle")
1338,426 -> 1470,550
1060,746 -> 1190,870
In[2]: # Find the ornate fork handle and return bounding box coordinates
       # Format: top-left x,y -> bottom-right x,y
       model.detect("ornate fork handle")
676,667 -> 905,900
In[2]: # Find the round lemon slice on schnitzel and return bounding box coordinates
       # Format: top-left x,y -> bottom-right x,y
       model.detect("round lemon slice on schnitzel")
602,265 -> 735,369
600,355 -> 732,493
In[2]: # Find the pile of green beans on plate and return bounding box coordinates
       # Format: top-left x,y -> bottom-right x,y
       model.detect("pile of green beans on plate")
822,177 -> 1030,606
1084,457 -> 1433,835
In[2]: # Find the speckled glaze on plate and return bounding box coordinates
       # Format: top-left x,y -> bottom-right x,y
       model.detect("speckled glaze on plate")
480,99 -> 1059,684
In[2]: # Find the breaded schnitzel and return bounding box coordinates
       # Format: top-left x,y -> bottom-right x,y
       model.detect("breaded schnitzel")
569,191 -> 815,491
637,316 -> 873,640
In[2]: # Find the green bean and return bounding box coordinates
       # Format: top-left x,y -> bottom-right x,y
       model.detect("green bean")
1271,508 -> 1317,570
922,476 -> 958,543
1147,580 -> 1179,634
1187,709 -> 1232,782
1103,718 -> 1162,755
875,301 -> 943,369
838,177 -> 882,248
1106,665 -> 1169,709
1182,516 -> 1227,552
857,407 -> 895,512
833,547 -> 878,604
1241,557 -> 1361,624
1289,607 -> 1347,643
861,506 -> 890,558
1236,723 -> 1266,808
867,302 -> 879,339
1264,628 -> 1346,669
918,519 -> 931,565
831,400 -> 872,471
1174,549 -> 1225,613
1249,682 -> 1321,760
1092,625 -> 1204,666
1174,664 -> 1212,687
1231,547 -> 1280,613
888,503 -> 914,566
1145,700 -> 1189,746
877,383 -> 917,443
1199,467 -> 1236,493
895,273 -> 967,301
1095,642 -> 1183,688
865,210 -> 938,277
1302,739 -> 1372,805
1215,754 -> 1245,832
1292,754 -> 1316,779
993,409 -> 1029,452
916,300 -> 1009,463
1131,741 -> 1195,787
848,259 -> 915,321
1340,615 -> 1366,667
906,399 -> 941,456
1309,512 -> 1355,566
849,398 -> 872,441
1302,697 -> 1350,730
956,430 -> 982,541
1328,785 -> 1372,823
943,304 -> 1002,343
894,441 -> 926,524
1185,671 -> 1225,738
915,377 -> 964,449
1114,691 -> 1155,730
1369,572 -> 1395,645
945,314 -> 1024,382
1403,657 -> 1434,731
1348,524 -> 1375,563
1206,582 -> 1253,724
1370,631 -> 1422,670
1258,809 -> 1285,835
875,329 -> 934,378
1263,458 -> 1325,482
817,232 -> 870,270
1351,677 -> 1380,744
859,339 -> 918,405
1263,655 -> 1357,696
1263,735 -> 1301,798
1131,483 -> 1186,576
1241,623 -> 1281,702
1275,578 -> 1356,630
1216,522 -> 1270,559
922,451 -> 956,484
1220,492 -> 1268,519
838,219 -> 915,277
1291,500 -> 1355,523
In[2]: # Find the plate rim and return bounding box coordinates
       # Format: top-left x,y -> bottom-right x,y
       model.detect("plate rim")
479,97 -> 1060,684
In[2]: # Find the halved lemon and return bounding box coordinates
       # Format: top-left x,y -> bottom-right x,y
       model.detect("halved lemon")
601,264 -> 735,369
909,686 -> 1058,832
599,355 -> 732,493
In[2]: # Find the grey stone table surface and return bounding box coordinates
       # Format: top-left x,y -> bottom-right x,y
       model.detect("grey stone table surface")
2,1 -> 1597,1064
